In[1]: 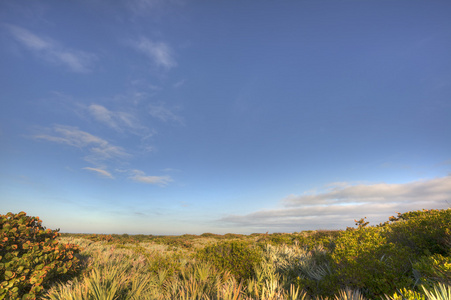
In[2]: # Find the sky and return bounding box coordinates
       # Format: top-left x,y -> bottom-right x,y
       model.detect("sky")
1,0 -> 451,235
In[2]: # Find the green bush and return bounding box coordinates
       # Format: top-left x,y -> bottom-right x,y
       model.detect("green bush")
200,232 -> 221,238
195,240 -> 262,282
266,233 -> 295,245
223,233 -> 245,239
0,212 -> 80,299
293,230 -> 341,251
328,209 -> 451,299
151,236 -> 193,249
331,226 -> 413,297
381,209 -> 451,256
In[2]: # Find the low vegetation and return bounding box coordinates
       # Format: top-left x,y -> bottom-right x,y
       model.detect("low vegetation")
1,208 -> 450,299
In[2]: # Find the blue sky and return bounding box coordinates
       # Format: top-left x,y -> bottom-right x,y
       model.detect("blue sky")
1,0 -> 450,235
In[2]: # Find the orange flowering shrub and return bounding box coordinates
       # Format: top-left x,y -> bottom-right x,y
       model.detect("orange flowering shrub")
0,211 -> 80,299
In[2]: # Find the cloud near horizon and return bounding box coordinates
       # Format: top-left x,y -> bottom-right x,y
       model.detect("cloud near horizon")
219,176 -> 451,232
6,25 -> 96,72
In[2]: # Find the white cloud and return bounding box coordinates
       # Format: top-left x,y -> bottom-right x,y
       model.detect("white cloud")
134,37 -> 176,69
6,25 -> 95,72
219,176 -> 451,232
82,167 -> 114,179
33,125 -> 129,163
283,177 -> 451,207
129,169 -> 172,186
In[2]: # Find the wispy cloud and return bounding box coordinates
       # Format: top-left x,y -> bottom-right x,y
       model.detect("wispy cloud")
129,169 -> 172,186
219,176 -> 451,231
127,0 -> 163,13
33,125 -> 129,163
88,104 -> 148,134
173,79 -> 186,88
133,37 -> 176,69
148,103 -> 183,124
6,25 -> 96,72
82,167 -> 114,179
126,0 -> 182,18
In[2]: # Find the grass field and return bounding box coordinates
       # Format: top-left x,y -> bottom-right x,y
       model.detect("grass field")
2,209 -> 450,299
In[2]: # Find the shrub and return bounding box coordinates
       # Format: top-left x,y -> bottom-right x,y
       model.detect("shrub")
195,240 -> 262,281
223,233 -> 245,239
331,226 -> 413,297
87,234 -> 113,242
381,209 -> 451,256
151,236 -> 193,249
0,211 -> 80,299
267,233 -> 296,245
200,232 -> 221,238
293,230 -> 341,251
146,251 -> 184,277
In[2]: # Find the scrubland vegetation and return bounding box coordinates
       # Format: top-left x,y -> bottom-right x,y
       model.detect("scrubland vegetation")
1,209 -> 450,299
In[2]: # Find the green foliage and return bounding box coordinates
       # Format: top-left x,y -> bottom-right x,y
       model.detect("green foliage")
267,233 -> 296,245
200,232 -> 222,238
151,236 -> 193,249
196,240 -> 263,282
294,230 -> 341,251
381,209 -> 451,256
223,233 -> 245,239
327,209 -> 451,299
146,251 -> 184,277
0,211 -> 80,300
254,230 -> 340,253
331,226 -> 413,297
412,253 -> 451,286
